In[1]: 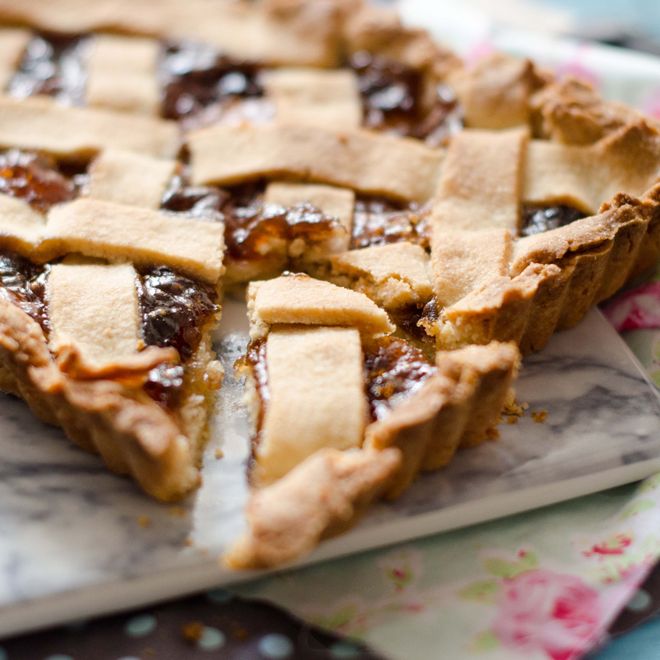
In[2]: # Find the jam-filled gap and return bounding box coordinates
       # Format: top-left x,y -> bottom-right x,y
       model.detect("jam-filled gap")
0,148 -> 85,212
7,31 -> 89,105
520,204 -> 587,236
350,50 -> 463,146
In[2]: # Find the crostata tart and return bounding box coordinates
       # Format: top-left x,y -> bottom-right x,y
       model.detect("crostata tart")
0,0 -> 656,568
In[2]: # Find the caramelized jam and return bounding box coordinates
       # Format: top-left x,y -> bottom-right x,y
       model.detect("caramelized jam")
137,266 -> 218,361
160,42 -> 264,123
391,299 -> 438,345
143,362 -> 185,409
0,252 -> 49,333
161,174 -> 227,221
8,32 -> 88,105
163,177 -> 342,262
350,51 -> 463,146
351,197 -> 430,250
227,201 -> 342,261
363,336 -> 436,422
521,204 -> 586,236
0,149 -> 77,213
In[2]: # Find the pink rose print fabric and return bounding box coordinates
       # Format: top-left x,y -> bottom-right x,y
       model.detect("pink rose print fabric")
602,282 -> 660,333
491,569 -> 601,660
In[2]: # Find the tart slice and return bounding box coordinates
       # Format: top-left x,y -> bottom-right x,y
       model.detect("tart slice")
226,274 -> 519,568
0,144 -> 225,500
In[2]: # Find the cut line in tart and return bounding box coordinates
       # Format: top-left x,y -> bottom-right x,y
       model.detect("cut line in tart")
0,0 -> 656,569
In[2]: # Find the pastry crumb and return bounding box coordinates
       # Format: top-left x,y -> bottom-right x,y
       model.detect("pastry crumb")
486,427 -> 500,440
168,506 -> 187,518
531,409 -> 548,423
182,621 -> 204,643
503,400 -> 526,417
137,515 -> 151,528
214,447 -> 224,460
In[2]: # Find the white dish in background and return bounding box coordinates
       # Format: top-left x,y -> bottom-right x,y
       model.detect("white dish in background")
0,302 -> 658,638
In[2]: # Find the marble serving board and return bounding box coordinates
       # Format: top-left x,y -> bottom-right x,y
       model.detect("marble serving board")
1,302 -> 659,637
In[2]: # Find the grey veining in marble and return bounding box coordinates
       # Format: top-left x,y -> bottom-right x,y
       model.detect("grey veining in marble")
0,303 -> 658,631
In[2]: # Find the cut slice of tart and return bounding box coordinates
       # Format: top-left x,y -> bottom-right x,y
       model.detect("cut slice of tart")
0,146 -> 224,500
227,274 -> 519,568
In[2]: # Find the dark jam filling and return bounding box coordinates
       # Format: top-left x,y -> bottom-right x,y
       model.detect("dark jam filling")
160,41 -> 264,124
162,177 -> 342,262
364,336 -> 436,422
0,252 -> 49,333
350,51 -> 463,146
0,149 -> 78,213
391,299 -> 439,345
143,362 -> 185,409
161,173 -> 227,221
226,199 -> 342,262
521,204 -> 586,237
351,197 -> 430,250
138,266 -> 219,408
7,32 -> 88,105
137,266 -> 219,362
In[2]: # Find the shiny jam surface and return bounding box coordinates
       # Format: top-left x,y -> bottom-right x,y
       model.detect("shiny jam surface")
364,336 -> 436,422
138,266 -> 219,362
0,150 -> 77,213
0,252 -> 49,333
8,32 -> 87,105
160,42 -> 264,124
163,178 -> 342,262
351,197 -> 430,250
350,51 -> 463,146
226,200 -> 341,261
521,204 -> 586,236
391,299 -> 439,345
143,362 -> 185,409
161,174 -> 227,221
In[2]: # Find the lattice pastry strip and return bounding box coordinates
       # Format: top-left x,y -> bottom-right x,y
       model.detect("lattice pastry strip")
48,261 -> 143,372
261,68 -> 362,129
0,28 -> 29,88
0,96 -> 179,158
86,149 -> 178,209
188,123 -> 444,201
0,196 -> 224,284
0,0 -> 342,67
86,35 -> 160,115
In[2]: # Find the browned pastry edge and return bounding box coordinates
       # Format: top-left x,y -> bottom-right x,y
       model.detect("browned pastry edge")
0,298 -> 212,501
366,341 -> 520,498
227,338 -> 518,568
433,186 -> 660,354
530,77 -> 660,145
224,447 -> 401,570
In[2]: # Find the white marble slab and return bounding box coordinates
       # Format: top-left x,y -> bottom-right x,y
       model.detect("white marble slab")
0,304 -> 658,637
